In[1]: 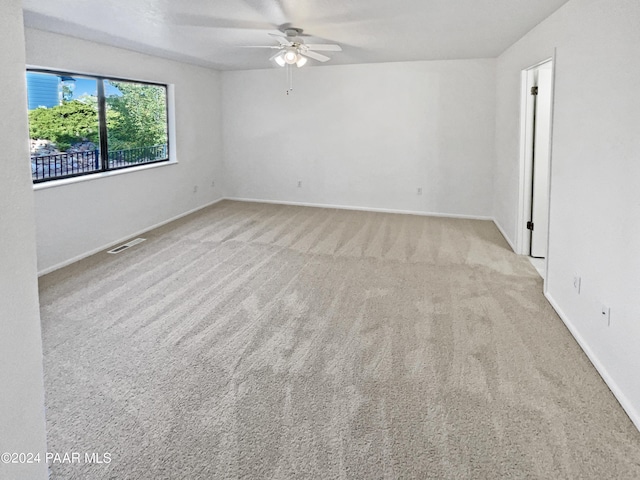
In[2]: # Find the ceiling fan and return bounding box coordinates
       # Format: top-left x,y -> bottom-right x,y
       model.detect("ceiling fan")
245,27 -> 342,68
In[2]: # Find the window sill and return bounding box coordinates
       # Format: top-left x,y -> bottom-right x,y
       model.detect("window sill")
32,159 -> 177,191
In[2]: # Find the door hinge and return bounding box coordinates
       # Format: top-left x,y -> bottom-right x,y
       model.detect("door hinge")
527,221 -> 534,231
531,86 -> 539,95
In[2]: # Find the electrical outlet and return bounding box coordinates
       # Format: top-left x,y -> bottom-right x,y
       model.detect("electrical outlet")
573,276 -> 581,294
601,305 -> 610,326
193,185 -> 198,193
297,181 -> 302,188
417,187 -> 423,195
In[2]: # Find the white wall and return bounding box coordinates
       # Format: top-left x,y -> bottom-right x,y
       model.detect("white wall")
0,3 -> 48,480
222,59 -> 496,218
25,28 -> 225,273
494,0 -> 640,428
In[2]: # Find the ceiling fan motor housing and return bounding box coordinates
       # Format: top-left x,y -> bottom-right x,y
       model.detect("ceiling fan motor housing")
250,27 -> 341,67
283,27 -> 303,38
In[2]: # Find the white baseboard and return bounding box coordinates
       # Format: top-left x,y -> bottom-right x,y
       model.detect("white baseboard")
493,218 -> 517,253
545,292 -> 640,433
37,196 -> 490,276
37,197 -> 225,276
225,197 -> 493,221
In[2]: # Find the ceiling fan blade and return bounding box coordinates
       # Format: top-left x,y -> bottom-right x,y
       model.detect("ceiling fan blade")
301,51 -> 330,63
239,45 -> 282,49
268,33 -> 293,46
304,44 -> 342,52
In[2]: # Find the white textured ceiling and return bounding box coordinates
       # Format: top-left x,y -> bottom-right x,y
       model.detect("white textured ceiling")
22,0 -> 570,70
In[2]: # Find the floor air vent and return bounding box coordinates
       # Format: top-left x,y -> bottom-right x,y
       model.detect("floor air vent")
107,238 -> 146,254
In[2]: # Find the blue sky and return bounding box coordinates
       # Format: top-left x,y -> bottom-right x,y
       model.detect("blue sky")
73,77 -> 122,98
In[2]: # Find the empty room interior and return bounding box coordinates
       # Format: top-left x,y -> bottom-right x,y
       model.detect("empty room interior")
2,0 -> 640,478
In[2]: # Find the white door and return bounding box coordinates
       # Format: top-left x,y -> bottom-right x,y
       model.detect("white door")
530,63 -> 553,258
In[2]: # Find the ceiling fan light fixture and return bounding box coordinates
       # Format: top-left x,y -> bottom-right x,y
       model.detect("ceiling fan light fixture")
274,52 -> 286,67
296,56 -> 307,68
284,48 -> 298,65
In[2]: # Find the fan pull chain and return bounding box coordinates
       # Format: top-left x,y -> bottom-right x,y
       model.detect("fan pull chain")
286,64 -> 293,95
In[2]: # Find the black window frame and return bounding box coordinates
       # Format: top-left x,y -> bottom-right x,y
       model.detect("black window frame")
27,68 -> 170,184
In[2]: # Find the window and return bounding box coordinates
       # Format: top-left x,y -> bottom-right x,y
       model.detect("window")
26,70 -> 169,183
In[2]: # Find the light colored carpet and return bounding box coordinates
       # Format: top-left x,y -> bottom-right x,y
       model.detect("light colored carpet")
39,200 -> 640,479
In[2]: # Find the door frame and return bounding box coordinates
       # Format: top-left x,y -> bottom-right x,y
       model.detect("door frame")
516,56 -> 556,269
